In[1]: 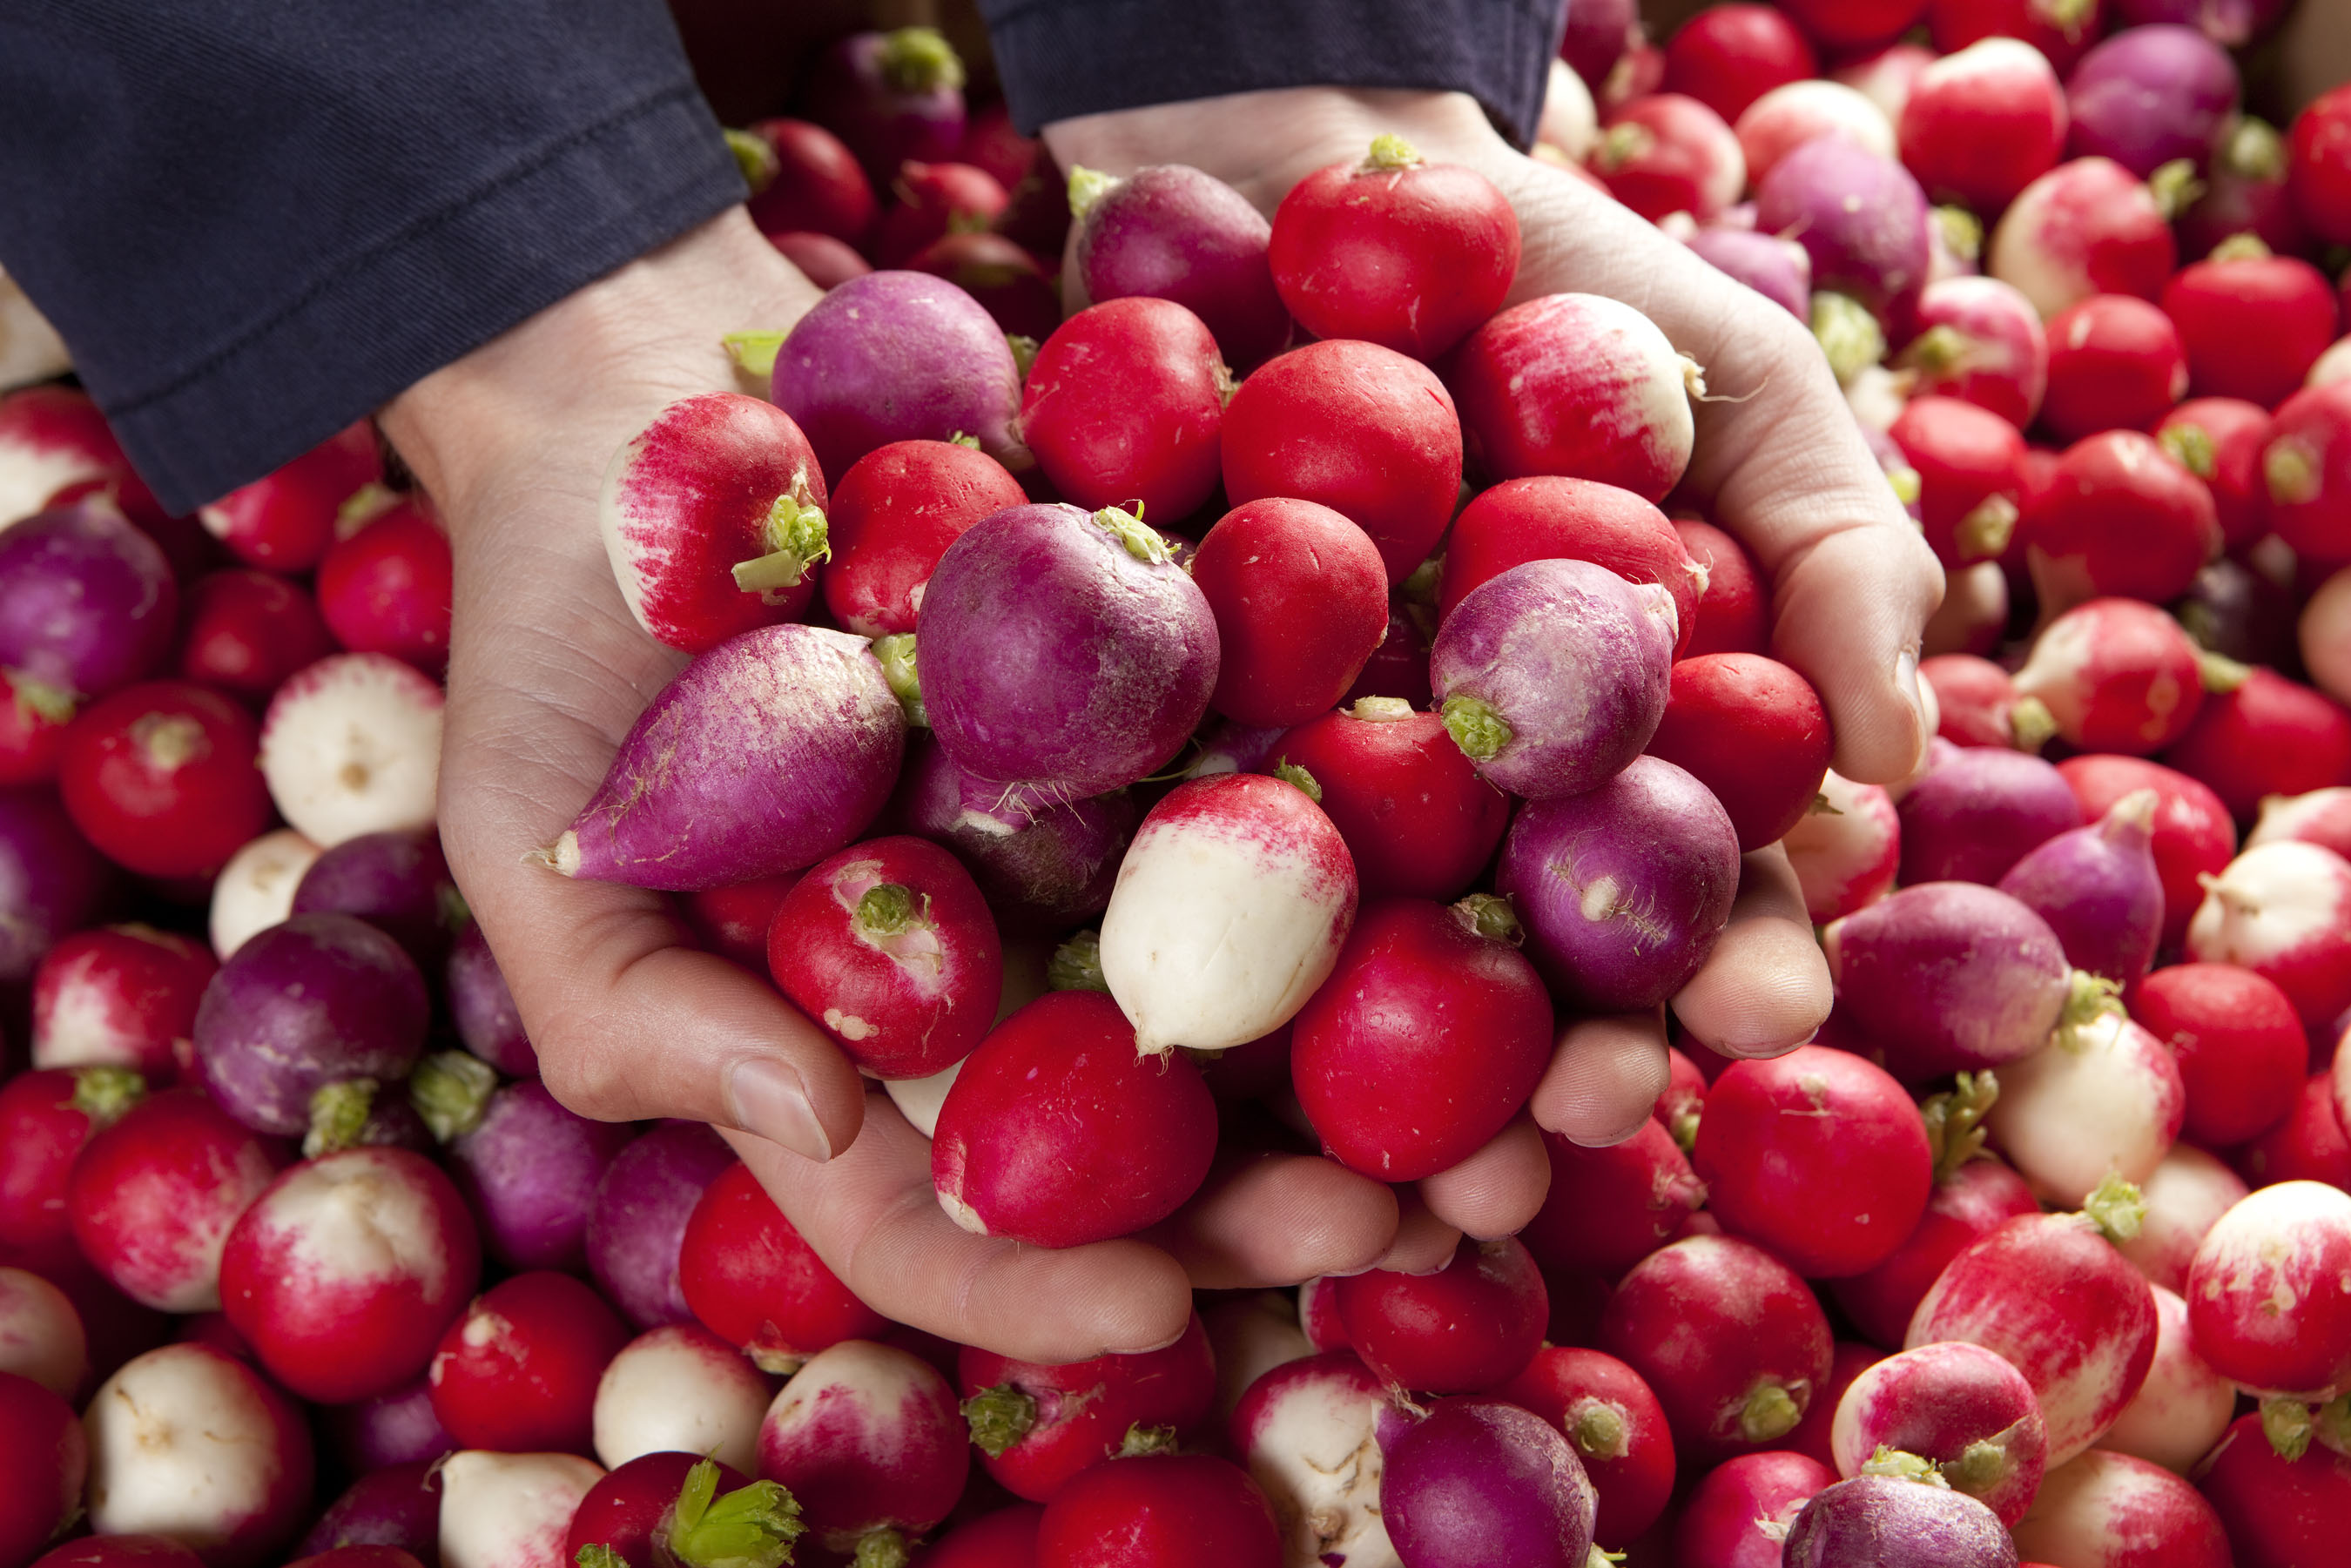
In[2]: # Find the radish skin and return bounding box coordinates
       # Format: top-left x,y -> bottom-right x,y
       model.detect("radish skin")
592,1322 -> 768,1474
1782,1476 -> 2017,1568
436,1450 -> 603,1568
259,655 -> 442,848
1829,1342 -> 2046,1524
2097,1282 -> 2232,1475
208,829 -> 322,959
756,1338 -> 968,1558
2010,1448 -> 2230,1568
1231,1351 -> 1398,1568
2185,1180 -> 2351,1397
2187,841 -> 2351,1032
0,1267 -> 88,1397
1782,770 -> 1901,924
2112,1143 -> 2248,1295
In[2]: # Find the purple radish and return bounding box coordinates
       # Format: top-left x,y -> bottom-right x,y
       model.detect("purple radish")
193,912 -> 429,1138
756,1338 -> 969,1561
801,28 -> 967,185
446,1078 -> 633,1274
594,1322 -> 770,1475
1990,1010 -> 2186,1206
1755,139 -> 1934,316
1896,739 -> 2083,885
0,498 -> 176,703
444,920 -> 535,1077
0,785 -> 104,983
1782,1475 -> 2018,1567
540,623 -> 905,891
2113,0 -> 2288,48
1428,557 -> 1677,800
1070,163 -> 1292,368
916,503 -> 1217,818
586,1121 -> 735,1331
296,1462 -> 442,1566
2064,26 -> 2238,181
1378,1396 -> 1597,1568
1182,718 -> 1292,780
1495,755 -> 1741,1012
291,830 -> 460,969
323,1375 -> 454,1472
888,732 -> 1138,933
1230,1351 -> 1399,1568
1829,1342 -> 2047,1526
771,271 -> 1025,482
1687,226 -> 1813,319
1997,789 -> 2164,985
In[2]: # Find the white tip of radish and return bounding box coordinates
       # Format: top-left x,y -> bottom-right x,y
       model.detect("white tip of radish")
208,827 -> 323,959
0,1266 -> 90,1397
438,1450 -> 604,1568
2300,567 -> 2351,709
595,1323 -> 768,1474
937,1187 -> 987,1235
2097,1285 -> 2233,1475
1990,1013 -> 2183,1207
1236,1357 -> 1398,1568
2308,335 -> 2351,391
524,831 -> 581,878
84,1343 -> 300,1550
2188,840 -> 2351,968
259,653 -> 442,848
248,1149 -> 453,1301
885,1056 -> 963,1141
1539,58 -> 1600,161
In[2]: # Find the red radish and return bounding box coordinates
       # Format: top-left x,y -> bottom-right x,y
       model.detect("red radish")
1692,1046 -> 1933,1278
178,570 -> 335,699
82,1342 -> 312,1567
1990,158 -> 2178,320
1655,1045 -> 1708,1150
872,159 -> 1008,268
2186,1180 -> 2351,1396
1600,1235 -> 1833,1457
1898,39 -> 2067,214
587,1122 -> 732,1332
0,1370 -> 83,1568
29,1544 -> 206,1568
1035,1452 -> 1279,1568
317,499 -> 451,672
2240,1070 -> 2351,1189
57,681 -> 268,879
681,877 -> 792,974
2157,397 -> 2272,548
209,828 -> 321,959
1783,1474 -> 2017,1566
741,118 -> 876,244
818,439 -> 1022,639
593,1322 -> 770,1474
1832,1154 -> 2041,1352
1021,299 -> 1227,522
1451,293 -> 1697,502
1220,338 -> 1462,584
801,26 -> 965,185
1896,742 -> 2084,885
197,421 -> 380,572
2163,245 -> 2335,411
1333,1236 -> 1546,1394
2113,1144 -> 2249,1296
1662,4 -> 1816,123
31,925 -> 211,1079
2056,754 -> 2235,947
2011,1448 -> 2230,1567
1493,1346 -> 1675,1545
2099,1282 -> 2233,1474
1648,654 -> 1835,850
906,229 -> 1060,342
436,1450 -> 603,1568
67,1087 -> 280,1313
1230,1350 -> 1398,1568
428,1270 -> 630,1455
1778,0 -> 1930,50
887,733 -> 1139,935
2011,597 -> 2205,754
259,653 -> 443,847
1069,163 -> 1290,371
1998,789 -> 2166,983
0,386 -> 146,531
1438,477 -> 1703,649
2288,83 -> 2351,248
1900,276 -> 2051,432
769,229 -> 870,291
1269,700 -> 1507,901
1733,79 -> 1896,190
2167,667 -> 2351,821
2187,841 -> 2351,1032
1590,94 -> 1746,224
1190,498 -> 1387,726
2132,964 -> 2305,1147
1522,1119 -> 1706,1283
1342,607 -> 1433,709
2039,294 -> 2190,444
1687,225 -> 1813,320
1829,1341 -> 2045,1524
1378,1396 -> 1598,1568
0,670 -> 70,787
1889,396 -> 2027,567
682,1158 -> 887,1375
918,1508 -> 1046,1568
932,990 -> 1216,1247
1929,0 -> 2108,77
958,1315 -> 1215,1503
1755,139 -> 1933,316
756,1337 -> 967,1558
1097,773 -> 1355,1054
1922,654 -> 2037,749
1559,0 -> 1636,89
2198,1412 -> 2351,1568
0,500 -> 177,706
1674,1450 -> 1834,1568
563,1452 -> 795,1568
1782,768 -> 1902,924
0,1266 -> 90,1396
1907,1204 -> 2158,1464
2260,380 -> 2351,562
1270,136 -> 1519,360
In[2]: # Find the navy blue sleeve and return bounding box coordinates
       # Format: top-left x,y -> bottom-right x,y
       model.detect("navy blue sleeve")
978,0 -> 1567,150
0,1 -> 744,514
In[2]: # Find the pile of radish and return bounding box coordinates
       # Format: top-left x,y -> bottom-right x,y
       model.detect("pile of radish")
8,4 -> 2351,1567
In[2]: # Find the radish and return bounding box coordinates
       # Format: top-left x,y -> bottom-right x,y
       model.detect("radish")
1070,163 -> 1290,371
1437,476 -> 1704,651
593,1322 -> 769,1474
1655,1045 -> 1708,1149
2065,24 -> 2237,182
2289,85 -> 2351,248
818,439 -> 1023,639
1229,1350 -> 1398,1568
1734,79 -> 1896,190
1922,654 -> 2037,750
1497,755 -> 1740,1011
1675,1450 -> 1833,1567
2178,558 -> 2299,676
288,830 -> 457,967
678,1159 -> 886,1373
1894,743 -> 2083,885
436,1450 -> 603,1568
586,1122 -> 731,1332
443,920 -> 534,1078
1898,39 -> 2067,215
31,925 -> 212,1080
2186,1180 -> 2351,1397
1662,4 -> 1816,123
2157,397 -> 2272,548
1647,652 -> 1835,851
1201,1292 -> 1310,1417
447,1078 -> 632,1272
428,1270 -> 630,1455
1686,226 -> 1811,319
322,1377 -> 451,1472
2180,116 -> 2309,260
2056,754 -> 2235,947
2133,964 -> 2305,1148
2240,1071 -> 2351,1190
2099,1282 -> 2233,1475
1559,0 -> 1636,89
0,499 -> 176,705
0,668 -> 70,788
1782,768 -> 1902,924
197,421 -> 380,572
801,27 -> 965,185
1899,277 -> 2051,432
2038,295 -> 2190,445
1830,1340 -> 2045,1524
770,229 -> 870,288
1692,1045 -> 1934,1278
295,1464 -> 441,1565
888,733 -> 1137,934
0,386 -> 144,533
2260,380 -> 2351,562
82,1342 -> 312,1567
67,1087 -> 281,1313
1755,139 -> 1932,316
2109,0 -> 2284,49
1021,299 -> 1227,522
916,1508 -> 1045,1568
740,118 -> 875,244
2252,786 -> 2351,863
2307,569 -> 2351,709
1097,772 -> 1355,1054
1590,95 -> 1746,225
540,624 -> 901,889
1379,1397 -> 1597,1568
2166,666 -> 2351,820
1997,789 -> 2165,983
2011,1448 -> 2230,1567
29,1545 -> 205,1568
872,160 -> 1008,270
1813,291 -> 1889,389
1778,0 -> 1930,50
958,1314 -> 1215,1502
1342,607 -> 1433,709
2187,841 -> 2351,1032
1989,158 -> 2178,320
1888,396 -> 2026,568
682,876 -> 794,972
1270,135 -> 1519,360
2198,1413 -> 2351,1568
1539,58 -> 1602,161
564,1452 -> 798,1568
1522,1119 -> 1708,1280
756,1337 -> 967,1559
0,1266 -> 89,1396
1334,1236 -> 1546,1393
1191,498 -> 1388,727
932,989 -> 1216,1246
1034,1452 -> 1279,1568
1492,1346 -> 1675,1546
259,653 -> 443,848
1447,293 -> 1697,503
2112,1144 -> 2249,1298
208,828 -> 321,959
1906,1203 -> 2158,1464
916,503 -> 1213,818
1782,1475 -> 2017,1567
2164,244 -> 2337,410
1270,700 -> 1508,901
0,1370 -> 82,1568
1599,1235 -> 1833,1457
1924,561 -> 2010,659
58,681 -> 270,879
318,498 -> 452,672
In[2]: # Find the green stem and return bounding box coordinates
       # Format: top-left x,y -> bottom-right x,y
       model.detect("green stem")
1439,694 -> 1512,762
724,330 -> 786,380
665,1457 -> 806,1568
1451,892 -> 1523,946
1359,133 -> 1424,172
961,1383 -> 1040,1457
2082,1171 -> 2146,1244
731,484 -> 830,596
1066,165 -> 1117,220
1739,1381 -> 1802,1444
1119,1423 -> 1180,1457
305,1077 -> 379,1159
2055,971 -> 2123,1050
1091,505 -> 1172,565
1920,1070 -> 1999,1186
871,634 -> 926,727
725,128 -> 780,193
853,884 -> 922,940
1811,292 -> 1885,387
408,1050 -> 498,1143
851,1531 -> 908,1568
1272,759 -> 1322,802
1047,931 -> 1108,994
2262,1396 -> 2314,1462
69,1066 -> 145,1131
877,26 -> 965,93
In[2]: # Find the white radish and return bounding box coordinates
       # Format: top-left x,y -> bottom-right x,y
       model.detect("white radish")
1988,1011 -> 2185,1207
1231,1350 -> 1402,1568
208,827 -> 322,959
1781,768 -> 1900,925
2097,1284 -> 2233,1475
259,652 -> 442,847
882,1057 -> 962,1141
756,1338 -> 968,1559
82,1342 -> 313,1562
0,1266 -> 87,1397
2247,784 -> 2351,860
1202,1290 -> 1314,1417
594,1322 -> 769,1474
2187,840 -> 2351,1032
2112,1143 -> 2247,1295
438,1450 -> 604,1568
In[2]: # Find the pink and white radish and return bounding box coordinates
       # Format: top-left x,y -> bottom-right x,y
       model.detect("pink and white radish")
428,1269 -> 630,1456
563,1451 -> 795,1568
1070,163 -> 1290,371
259,654 -> 442,847
2011,599 -> 2204,758
1782,769 -> 1901,924
1921,654 -> 2035,749
592,1322 -> 769,1474
2010,1448 -> 2231,1568
67,1087 -> 282,1313
677,1160 -> 886,1373
2186,841 -> 2351,1033
2098,1282 -> 2233,1474
1755,138 -> 1932,316
208,829 -> 322,959
1671,1449 -> 1832,1568
1832,1156 -> 2041,1353
1898,38 -> 2067,214
30,926 -> 211,1080
1734,79 -> 1895,188
0,1267 -> 88,1398
2113,1143 -> 2251,1296
2250,786 -> 2351,862
1896,742 -> 2083,886
958,1314 -> 1216,1502
1378,1397 -> 1598,1568
2065,24 -> 2238,180
197,422 -> 380,572
1334,1236 -> 1546,1394
1097,773 -> 1355,1054
1522,1120 -> 1708,1281
2186,1180 -> 2351,1397
585,1121 -> 732,1332
0,385 -> 139,531
1829,1341 -> 2046,1524
1493,1345 -> 1676,1546
1782,1475 -> 2017,1568
1590,94 -> 1746,224
1990,157 -> 2178,320
1899,276 -> 2050,430
1231,1350 -> 1399,1568
435,1450 -> 603,1568
0,1064 -> 141,1266
1270,700 -> 1509,902
445,1078 -> 632,1273
756,1337 -> 969,1560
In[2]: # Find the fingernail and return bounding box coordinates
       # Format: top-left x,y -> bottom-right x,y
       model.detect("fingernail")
728,1058 -> 832,1162
1896,647 -> 1924,724
1108,1326 -> 1190,1356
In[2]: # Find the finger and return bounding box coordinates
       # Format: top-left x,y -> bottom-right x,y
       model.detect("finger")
735,1093 -> 1198,1362
1418,1116 -> 1550,1240
1530,1012 -> 1669,1147
1371,1190 -> 1464,1275
1142,1149 -> 1400,1289
1768,516 -> 1946,785
1671,845 -> 1832,1063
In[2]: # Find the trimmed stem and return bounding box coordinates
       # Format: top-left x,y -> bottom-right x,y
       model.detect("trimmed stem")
2056,971 -> 2123,1049
5,670 -> 75,725
871,634 -> 926,727
666,1457 -> 806,1568
1954,495 -> 2018,562
2264,438 -> 2320,506
2159,421 -> 2216,480
408,1050 -> 498,1143
731,485 -> 831,596
1933,205 -> 1984,266
2008,696 -> 2058,753
1860,1446 -> 1952,1489
1273,759 -> 1322,802
2211,232 -> 2274,263
1811,292 -> 1885,387
1091,504 -> 1172,564
1047,930 -> 1108,993
853,883 -> 922,940
724,128 -> 780,194
1119,1423 -> 1180,1457
961,1383 -> 1039,1457
2262,1396 -> 2314,1462
304,1077 -> 380,1159
877,26 -> 965,93
69,1065 -> 145,1130
724,330 -> 786,380
1066,165 -> 1118,220
2199,649 -> 2253,695
1440,694 -> 1513,761
1900,323 -> 1973,378
1568,1398 -> 1629,1462
1007,333 -> 1041,381
1943,1438 -> 2010,1493
1451,892 -> 1524,946
1349,695 -> 1415,723
2082,1171 -> 2147,1244
1360,133 -> 1425,172
2149,159 -> 2204,223
852,1531 -> 910,1568
1739,1380 -> 1802,1444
